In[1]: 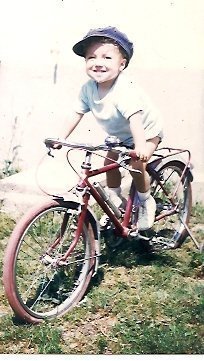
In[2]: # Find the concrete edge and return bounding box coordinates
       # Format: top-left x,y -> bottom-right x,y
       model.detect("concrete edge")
0,169 -> 204,219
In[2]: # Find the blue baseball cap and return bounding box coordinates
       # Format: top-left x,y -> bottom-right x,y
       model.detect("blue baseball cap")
72,26 -> 134,67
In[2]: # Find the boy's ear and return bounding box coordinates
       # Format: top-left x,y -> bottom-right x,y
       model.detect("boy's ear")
120,58 -> 127,70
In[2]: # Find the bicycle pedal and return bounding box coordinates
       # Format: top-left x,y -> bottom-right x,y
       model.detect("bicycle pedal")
129,230 -> 139,237
41,254 -> 56,265
99,215 -> 110,228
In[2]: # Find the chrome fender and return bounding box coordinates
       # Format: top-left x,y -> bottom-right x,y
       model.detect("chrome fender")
53,192 -> 101,274
148,153 -> 193,182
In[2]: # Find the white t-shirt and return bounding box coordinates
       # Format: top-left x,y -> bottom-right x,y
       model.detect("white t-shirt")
74,72 -> 163,146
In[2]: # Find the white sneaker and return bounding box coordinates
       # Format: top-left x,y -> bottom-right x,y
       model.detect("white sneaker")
99,190 -> 126,229
138,195 -> 156,231
107,189 -> 126,209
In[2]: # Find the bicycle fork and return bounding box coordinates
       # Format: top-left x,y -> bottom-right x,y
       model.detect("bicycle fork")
57,190 -> 91,265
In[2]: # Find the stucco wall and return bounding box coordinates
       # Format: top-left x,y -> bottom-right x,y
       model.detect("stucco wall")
0,0 -> 203,188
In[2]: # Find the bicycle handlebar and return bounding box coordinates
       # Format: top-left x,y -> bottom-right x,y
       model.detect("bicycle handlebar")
45,138 -> 99,151
44,138 -> 138,159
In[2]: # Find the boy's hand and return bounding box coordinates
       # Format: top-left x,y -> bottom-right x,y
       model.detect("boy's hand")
134,145 -> 148,162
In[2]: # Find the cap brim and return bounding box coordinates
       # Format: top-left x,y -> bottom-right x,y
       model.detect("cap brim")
72,33 -> 118,57
72,39 -> 87,57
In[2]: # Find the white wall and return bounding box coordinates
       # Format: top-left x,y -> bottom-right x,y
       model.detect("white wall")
0,0 -> 203,186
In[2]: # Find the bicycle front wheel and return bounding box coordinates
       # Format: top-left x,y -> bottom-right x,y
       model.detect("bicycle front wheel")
150,161 -> 192,249
3,199 -> 96,323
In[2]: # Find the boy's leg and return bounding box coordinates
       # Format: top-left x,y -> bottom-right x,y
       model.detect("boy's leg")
130,137 -> 160,191
104,150 -> 124,207
104,150 -> 121,188
130,137 -> 160,230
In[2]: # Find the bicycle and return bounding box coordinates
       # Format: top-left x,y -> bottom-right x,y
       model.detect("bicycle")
3,136 -> 200,324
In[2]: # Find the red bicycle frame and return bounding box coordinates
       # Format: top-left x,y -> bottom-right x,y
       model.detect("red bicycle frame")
54,146 -> 193,263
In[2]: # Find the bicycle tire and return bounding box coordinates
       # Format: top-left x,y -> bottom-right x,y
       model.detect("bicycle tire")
150,160 -> 192,249
3,199 -> 96,323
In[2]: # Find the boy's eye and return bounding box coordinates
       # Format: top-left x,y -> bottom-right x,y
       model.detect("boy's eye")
105,56 -> 112,59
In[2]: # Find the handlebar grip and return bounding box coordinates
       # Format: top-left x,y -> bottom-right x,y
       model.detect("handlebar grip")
44,138 -> 62,149
44,138 -> 55,148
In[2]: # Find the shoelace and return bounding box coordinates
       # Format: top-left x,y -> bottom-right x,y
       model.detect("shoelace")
140,203 -> 146,215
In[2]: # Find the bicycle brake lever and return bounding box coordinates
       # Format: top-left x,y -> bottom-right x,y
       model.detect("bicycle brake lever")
118,155 -> 142,174
47,148 -> 54,158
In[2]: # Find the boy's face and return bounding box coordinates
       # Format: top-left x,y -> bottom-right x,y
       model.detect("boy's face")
85,42 -> 126,87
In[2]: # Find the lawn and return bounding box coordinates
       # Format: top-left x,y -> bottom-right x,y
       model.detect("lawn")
0,203 -> 203,354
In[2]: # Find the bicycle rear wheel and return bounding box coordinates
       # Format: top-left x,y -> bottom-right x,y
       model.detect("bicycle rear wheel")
3,199 -> 96,323
150,161 -> 192,249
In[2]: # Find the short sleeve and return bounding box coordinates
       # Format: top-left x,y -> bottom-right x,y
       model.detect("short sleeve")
73,83 -> 90,114
114,77 -> 144,119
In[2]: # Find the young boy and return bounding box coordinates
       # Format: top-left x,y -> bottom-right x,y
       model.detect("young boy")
57,26 -> 163,231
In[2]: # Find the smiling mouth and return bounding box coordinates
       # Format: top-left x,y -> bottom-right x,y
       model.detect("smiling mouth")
93,70 -> 106,73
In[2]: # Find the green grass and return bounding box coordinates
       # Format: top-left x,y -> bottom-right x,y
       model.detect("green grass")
0,204 -> 203,354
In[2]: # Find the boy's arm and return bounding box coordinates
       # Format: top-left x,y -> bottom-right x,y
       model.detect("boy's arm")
58,112 -> 84,140
129,112 -> 148,162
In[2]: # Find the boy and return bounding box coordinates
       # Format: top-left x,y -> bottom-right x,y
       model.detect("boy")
56,26 -> 163,230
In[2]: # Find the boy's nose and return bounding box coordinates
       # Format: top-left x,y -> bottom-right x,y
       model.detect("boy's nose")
93,58 -> 104,67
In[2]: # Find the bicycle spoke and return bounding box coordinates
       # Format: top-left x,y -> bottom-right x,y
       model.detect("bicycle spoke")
4,201 -> 95,321
150,162 -> 192,249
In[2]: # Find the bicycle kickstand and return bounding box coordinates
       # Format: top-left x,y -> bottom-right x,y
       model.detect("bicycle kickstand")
179,216 -> 203,252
